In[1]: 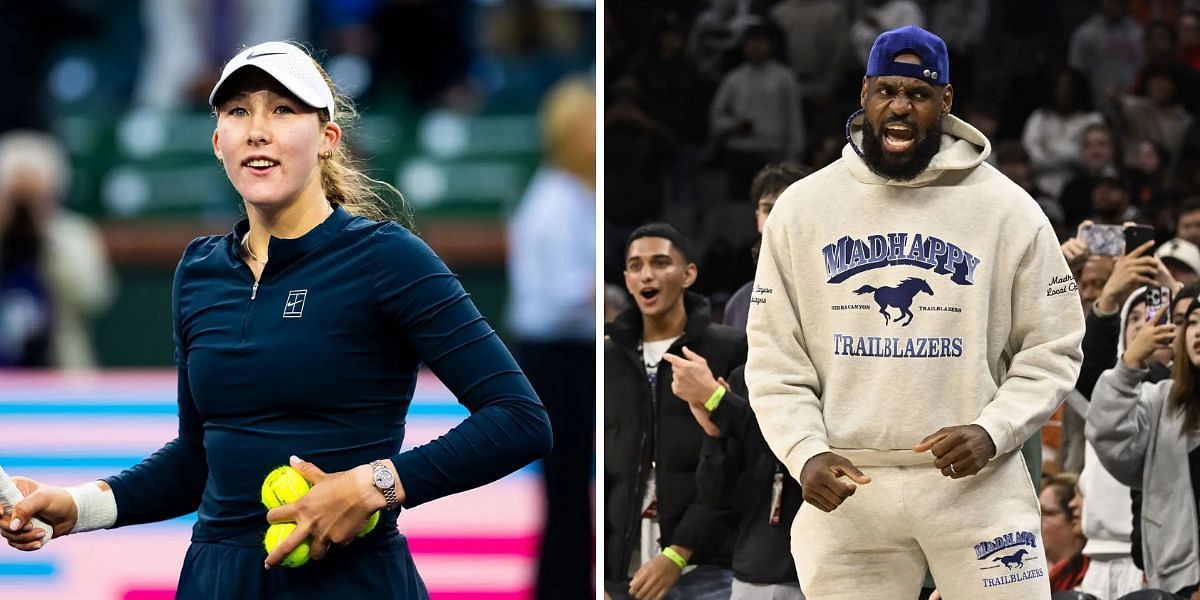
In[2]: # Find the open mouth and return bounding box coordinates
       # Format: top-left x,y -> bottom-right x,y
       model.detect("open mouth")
882,123 -> 916,153
243,157 -> 280,174
639,288 -> 660,304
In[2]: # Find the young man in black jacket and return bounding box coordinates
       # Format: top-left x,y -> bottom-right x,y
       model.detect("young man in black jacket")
604,223 -> 746,600
674,359 -> 805,599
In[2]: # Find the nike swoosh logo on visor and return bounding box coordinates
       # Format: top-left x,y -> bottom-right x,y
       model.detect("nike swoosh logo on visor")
247,51 -> 287,60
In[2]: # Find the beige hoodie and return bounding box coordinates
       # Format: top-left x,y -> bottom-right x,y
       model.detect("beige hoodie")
745,112 -> 1085,480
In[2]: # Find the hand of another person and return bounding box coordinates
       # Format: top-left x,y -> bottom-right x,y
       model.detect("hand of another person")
1096,240 -> 1158,313
914,425 -> 997,478
1122,306 -> 1174,369
799,453 -> 871,512
662,347 -> 721,407
1154,256 -> 1181,293
0,476 -> 78,550
1060,237 -> 1089,274
264,456 -> 393,568
663,347 -> 723,437
628,550 -> 687,600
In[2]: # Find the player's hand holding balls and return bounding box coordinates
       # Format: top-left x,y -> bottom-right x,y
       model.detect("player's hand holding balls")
263,455 -> 390,569
799,452 -> 871,512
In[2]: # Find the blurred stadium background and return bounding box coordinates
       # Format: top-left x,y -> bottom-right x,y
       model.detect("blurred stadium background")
0,0 -> 594,598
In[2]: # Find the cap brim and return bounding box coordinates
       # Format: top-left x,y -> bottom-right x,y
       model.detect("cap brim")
208,43 -> 334,112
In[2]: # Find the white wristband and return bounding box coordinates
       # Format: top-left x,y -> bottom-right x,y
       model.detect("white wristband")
66,482 -> 117,534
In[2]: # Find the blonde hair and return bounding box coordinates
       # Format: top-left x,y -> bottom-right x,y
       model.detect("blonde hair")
311,59 -> 414,229
540,76 -> 595,180
0,130 -> 70,196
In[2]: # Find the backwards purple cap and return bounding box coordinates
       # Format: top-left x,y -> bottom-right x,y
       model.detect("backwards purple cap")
866,25 -> 950,86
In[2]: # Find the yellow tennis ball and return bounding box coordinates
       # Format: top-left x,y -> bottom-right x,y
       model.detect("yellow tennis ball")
358,511 -> 380,537
264,522 -> 310,568
261,466 -> 311,509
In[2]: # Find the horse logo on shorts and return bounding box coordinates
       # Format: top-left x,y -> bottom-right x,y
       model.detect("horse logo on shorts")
992,549 -> 1029,570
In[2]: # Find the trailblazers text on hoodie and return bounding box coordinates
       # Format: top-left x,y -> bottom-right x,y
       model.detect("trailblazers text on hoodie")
745,112 -> 1085,599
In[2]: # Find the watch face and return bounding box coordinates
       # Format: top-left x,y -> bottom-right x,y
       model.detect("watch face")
374,467 -> 395,489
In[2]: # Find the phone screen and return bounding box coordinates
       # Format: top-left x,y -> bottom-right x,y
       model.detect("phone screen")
1081,225 -> 1124,256
1144,285 -> 1172,323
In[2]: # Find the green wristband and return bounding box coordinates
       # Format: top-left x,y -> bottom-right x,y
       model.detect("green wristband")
662,547 -> 687,569
704,385 -> 727,412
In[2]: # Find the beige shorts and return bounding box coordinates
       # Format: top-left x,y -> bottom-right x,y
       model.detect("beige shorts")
790,450 -> 1048,600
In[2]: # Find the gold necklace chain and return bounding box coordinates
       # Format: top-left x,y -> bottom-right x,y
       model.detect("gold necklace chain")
241,235 -> 267,264
240,204 -> 334,265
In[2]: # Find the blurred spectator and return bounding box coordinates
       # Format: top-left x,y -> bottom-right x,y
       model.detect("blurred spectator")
605,283 -> 630,325
1069,0 -> 1145,108
506,77 -> 596,600
1061,123 -> 1123,229
808,135 -> 843,170
1079,256 -> 1118,314
1145,19 -> 1180,64
627,15 -> 709,146
723,163 -> 809,330
848,0 -> 926,69
1176,198 -> 1200,245
1155,237 -> 1200,284
1139,20 -> 1200,113
136,0 -> 306,110
927,0 -> 989,106
687,0 -> 768,85
1111,62 -> 1194,181
1042,473 -> 1089,592
605,78 -> 676,284
1021,68 -> 1105,199
481,0 -> 589,110
1180,11 -> 1200,70
1128,140 -> 1181,235
1087,166 -> 1140,225
770,0 -> 849,112
708,25 -> 805,199
997,141 -> 1063,233
962,102 -> 1002,167
0,131 -> 115,368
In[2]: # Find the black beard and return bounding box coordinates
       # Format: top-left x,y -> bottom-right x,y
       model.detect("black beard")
861,118 -> 943,181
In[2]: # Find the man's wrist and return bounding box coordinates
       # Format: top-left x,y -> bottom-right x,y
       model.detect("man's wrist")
704,385 -> 726,412
1094,296 -> 1121,316
669,545 -> 693,562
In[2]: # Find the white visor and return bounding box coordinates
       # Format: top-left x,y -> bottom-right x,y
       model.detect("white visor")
208,41 -> 335,116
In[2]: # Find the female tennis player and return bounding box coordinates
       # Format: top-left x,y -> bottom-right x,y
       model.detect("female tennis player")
0,41 -> 552,598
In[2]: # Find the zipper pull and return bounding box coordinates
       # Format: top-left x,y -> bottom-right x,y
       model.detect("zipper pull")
251,281 -> 259,300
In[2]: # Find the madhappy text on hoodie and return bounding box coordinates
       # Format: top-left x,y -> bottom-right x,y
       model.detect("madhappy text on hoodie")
745,112 -> 1085,478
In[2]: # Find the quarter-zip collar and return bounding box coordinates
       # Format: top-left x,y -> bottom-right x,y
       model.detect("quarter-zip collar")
228,203 -> 353,274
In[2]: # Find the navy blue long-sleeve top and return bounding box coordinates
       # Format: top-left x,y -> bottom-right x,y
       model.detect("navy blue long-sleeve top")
104,205 -> 552,543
